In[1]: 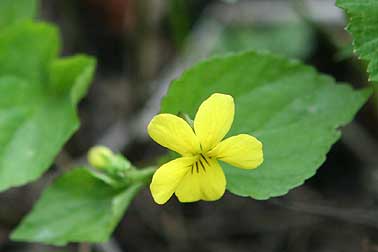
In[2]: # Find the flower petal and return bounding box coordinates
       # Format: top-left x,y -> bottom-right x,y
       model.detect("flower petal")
150,157 -> 196,204
194,93 -> 235,152
207,134 -> 263,169
148,113 -> 200,156
175,157 -> 226,202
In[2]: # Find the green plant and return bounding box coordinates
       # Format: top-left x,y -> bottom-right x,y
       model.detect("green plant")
0,0 -> 375,249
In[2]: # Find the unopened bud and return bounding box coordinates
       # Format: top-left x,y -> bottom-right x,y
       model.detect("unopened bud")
88,146 -> 113,170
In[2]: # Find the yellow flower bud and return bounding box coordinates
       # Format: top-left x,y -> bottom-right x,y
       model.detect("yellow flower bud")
87,146 -> 113,170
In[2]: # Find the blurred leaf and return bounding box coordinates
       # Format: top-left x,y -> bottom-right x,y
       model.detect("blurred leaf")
0,0 -> 37,30
161,51 -> 371,200
0,22 -> 96,191
0,22 -> 59,82
212,22 -> 314,59
337,0 -> 378,82
49,55 -> 96,104
11,168 -> 143,245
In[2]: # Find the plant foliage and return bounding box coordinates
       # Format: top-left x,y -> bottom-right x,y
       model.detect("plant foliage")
0,1 -> 96,191
161,51 -> 370,199
337,0 -> 378,82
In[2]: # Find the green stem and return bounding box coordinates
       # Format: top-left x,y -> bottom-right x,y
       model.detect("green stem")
127,167 -> 157,185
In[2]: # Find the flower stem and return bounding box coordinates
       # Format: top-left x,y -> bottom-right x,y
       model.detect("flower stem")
126,166 -> 157,185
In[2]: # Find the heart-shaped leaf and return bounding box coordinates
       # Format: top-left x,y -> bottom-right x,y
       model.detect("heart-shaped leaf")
161,51 -> 371,199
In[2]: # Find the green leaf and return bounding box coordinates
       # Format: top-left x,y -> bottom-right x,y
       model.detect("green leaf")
11,168 -> 143,245
0,0 -> 37,30
336,0 -> 378,82
49,55 -> 97,105
0,22 -> 59,82
0,22 -> 96,191
161,51 -> 371,200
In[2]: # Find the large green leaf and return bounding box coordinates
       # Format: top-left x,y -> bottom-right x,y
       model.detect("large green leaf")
11,168 -> 143,245
161,51 -> 371,200
337,0 -> 378,82
0,0 -> 37,30
0,22 -> 96,191
0,22 -> 59,82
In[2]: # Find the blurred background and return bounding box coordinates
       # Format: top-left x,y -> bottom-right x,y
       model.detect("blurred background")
2,0 -> 378,251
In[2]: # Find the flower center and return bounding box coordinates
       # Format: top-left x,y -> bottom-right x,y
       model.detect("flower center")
191,153 -> 211,174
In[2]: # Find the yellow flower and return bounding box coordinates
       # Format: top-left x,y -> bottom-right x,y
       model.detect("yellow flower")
148,93 -> 263,204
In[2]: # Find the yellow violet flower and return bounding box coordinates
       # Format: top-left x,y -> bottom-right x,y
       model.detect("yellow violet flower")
148,93 -> 263,204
